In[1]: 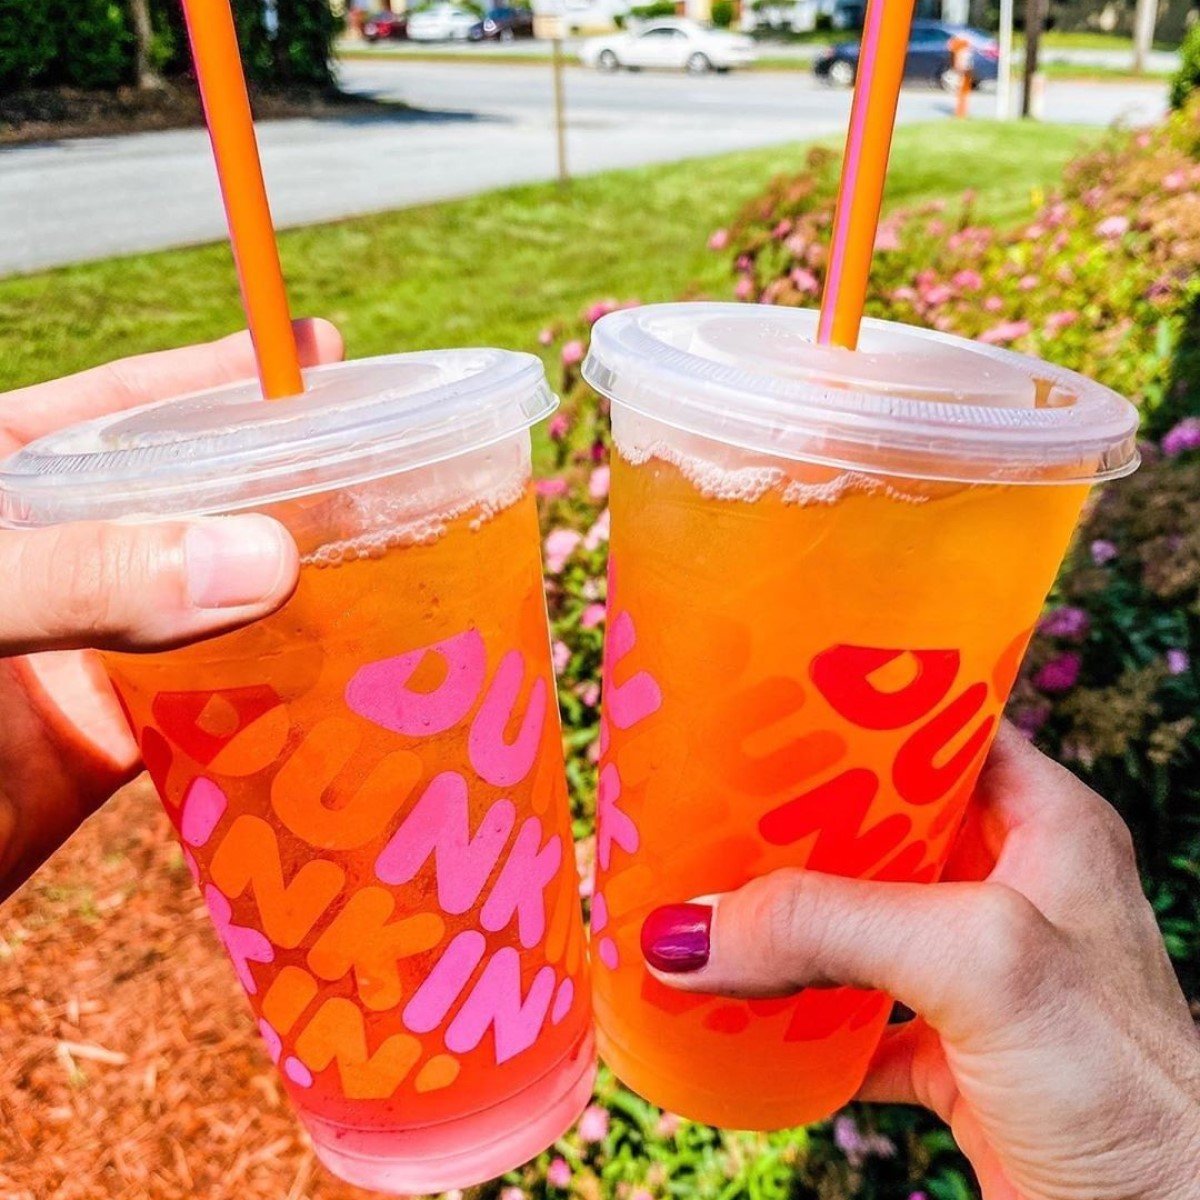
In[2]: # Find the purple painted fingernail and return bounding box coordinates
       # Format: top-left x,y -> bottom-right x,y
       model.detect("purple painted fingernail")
641,903 -> 712,974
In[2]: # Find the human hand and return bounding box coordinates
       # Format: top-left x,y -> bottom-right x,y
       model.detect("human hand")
0,320 -> 342,898
641,725 -> 1200,1200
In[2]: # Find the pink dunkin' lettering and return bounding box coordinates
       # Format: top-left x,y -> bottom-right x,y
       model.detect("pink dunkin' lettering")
180,777 -> 227,848
204,884 -> 275,994
375,772 -> 515,913
468,650 -> 548,788
479,817 -> 562,948
445,947 -> 556,1064
346,629 -> 487,737
604,611 -> 662,730
403,930 -> 487,1034
597,763 -> 639,871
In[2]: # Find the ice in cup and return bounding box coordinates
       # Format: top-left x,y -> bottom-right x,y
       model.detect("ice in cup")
0,352 -> 595,1193
581,303 -> 1139,1130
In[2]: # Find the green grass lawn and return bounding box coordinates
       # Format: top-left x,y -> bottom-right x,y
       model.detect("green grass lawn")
0,121 -> 1091,396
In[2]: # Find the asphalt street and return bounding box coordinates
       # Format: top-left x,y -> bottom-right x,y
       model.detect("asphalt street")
0,60 -> 1169,275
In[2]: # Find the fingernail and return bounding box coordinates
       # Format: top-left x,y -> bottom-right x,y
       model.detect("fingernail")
641,903 -> 712,974
185,516 -> 294,609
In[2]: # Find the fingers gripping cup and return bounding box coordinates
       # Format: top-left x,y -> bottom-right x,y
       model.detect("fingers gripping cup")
582,303 -> 1139,1131
0,352 -> 595,1193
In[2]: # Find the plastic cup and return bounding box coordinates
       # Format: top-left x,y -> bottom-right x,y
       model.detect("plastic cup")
0,352 -> 596,1192
581,303 -> 1139,1130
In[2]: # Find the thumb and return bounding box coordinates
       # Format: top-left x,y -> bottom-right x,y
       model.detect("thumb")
0,515 -> 299,656
641,869 -> 1058,1041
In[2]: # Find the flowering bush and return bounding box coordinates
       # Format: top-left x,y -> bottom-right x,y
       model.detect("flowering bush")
524,104 -> 1200,1198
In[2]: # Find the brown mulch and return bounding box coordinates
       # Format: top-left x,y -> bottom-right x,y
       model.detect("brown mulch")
0,85 -> 407,147
0,777 -> 390,1200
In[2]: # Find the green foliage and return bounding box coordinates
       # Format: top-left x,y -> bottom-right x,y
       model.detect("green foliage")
0,0 -> 337,94
1170,21 -> 1200,108
630,1 -> 678,19
52,0 -> 133,89
0,0 -> 56,89
710,0 -> 734,28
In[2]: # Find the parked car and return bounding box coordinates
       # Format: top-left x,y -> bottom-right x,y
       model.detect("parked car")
407,3 -> 480,40
362,9 -> 409,39
814,20 -> 999,90
469,6 -> 534,40
580,19 -> 757,73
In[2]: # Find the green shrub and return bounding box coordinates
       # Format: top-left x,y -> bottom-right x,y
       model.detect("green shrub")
630,1 -> 678,19
0,0 -> 56,89
1170,21 -> 1200,108
711,0 -> 734,27
50,0 -> 133,89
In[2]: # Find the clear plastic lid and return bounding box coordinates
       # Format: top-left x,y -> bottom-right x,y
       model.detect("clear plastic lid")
0,350 -> 556,527
582,304 -> 1139,484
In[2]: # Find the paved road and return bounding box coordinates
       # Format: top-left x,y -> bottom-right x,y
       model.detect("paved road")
0,61 -> 1168,276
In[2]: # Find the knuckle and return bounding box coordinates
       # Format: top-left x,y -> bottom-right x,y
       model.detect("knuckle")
970,884 -> 1053,991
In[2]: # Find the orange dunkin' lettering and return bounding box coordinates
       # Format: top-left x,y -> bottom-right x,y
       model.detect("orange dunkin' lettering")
261,965 -> 320,1034
307,888 -> 445,1010
271,717 -> 424,850
209,815 -> 345,948
294,998 -> 422,1100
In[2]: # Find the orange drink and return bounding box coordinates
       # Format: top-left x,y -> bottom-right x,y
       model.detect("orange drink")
0,353 -> 595,1192
582,304 -> 1138,1129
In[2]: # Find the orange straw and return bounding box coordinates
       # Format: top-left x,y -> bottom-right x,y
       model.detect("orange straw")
817,0 -> 916,350
182,0 -> 303,399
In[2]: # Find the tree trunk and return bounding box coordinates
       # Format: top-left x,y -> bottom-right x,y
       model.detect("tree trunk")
1021,0 -> 1043,118
129,0 -> 165,89
1132,0 -> 1157,75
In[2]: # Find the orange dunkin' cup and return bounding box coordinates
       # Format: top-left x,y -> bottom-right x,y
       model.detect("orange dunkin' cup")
581,303 -> 1139,1130
0,353 -> 595,1193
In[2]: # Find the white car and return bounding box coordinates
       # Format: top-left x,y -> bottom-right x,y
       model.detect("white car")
407,3 -> 480,40
580,18 -> 757,73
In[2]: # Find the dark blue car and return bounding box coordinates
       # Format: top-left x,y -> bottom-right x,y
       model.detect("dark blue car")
814,20 -> 1001,91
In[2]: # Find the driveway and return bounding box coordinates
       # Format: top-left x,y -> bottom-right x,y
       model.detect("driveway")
0,61 -> 1169,276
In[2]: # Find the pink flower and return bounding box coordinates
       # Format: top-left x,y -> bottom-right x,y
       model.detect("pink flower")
1081,186 -> 1104,208
551,640 -> 571,674
1025,223 -> 1046,239
1163,169 -> 1187,191
790,267 -> 820,296
561,339 -> 585,367
1054,261 -> 1074,282
1044,310 -> 1078,332
734,276 -> 756,301
960,188 -> 977,206
978,319 -> 1032,346
588,464 -> 610,500
1034,651 -> 1082,694
1095,215 -> 1129,240
583,507 -> 610,551
1162,418 -> 1200,458
581,603 -> 606,630
983,295 -> 1004,313
545,528 -> 582,573
578,681 -> 600,707
922,283 -> 953,306
1167,649 -> 1190,676
1135,131 -> 1151,147
1018,274 -> 1038,292
1012,701 -> 1051,739
501,1189 -> 527,1200
707,228 -> 730,250
891,285 -> 918,303
578,1104 -> 610,1143
1090,539 -> 1118,565
772,218 -> 792,239
548,413 -> 570,441
656,1111 -> 682,1137
536,477 -> 570,498
538,326 -> 555,346
915,268 -> 937,288
630,1190 -> 654,1200
1039,605 -> 1090,641
586,299 -> 619,325
547,1157 -> 572,1188
951,269 -> 982,291
874,220 -> 901,251
926,218 -> 945,236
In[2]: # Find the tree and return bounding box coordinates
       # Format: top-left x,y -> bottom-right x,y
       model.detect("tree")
129,0 -> 165,88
